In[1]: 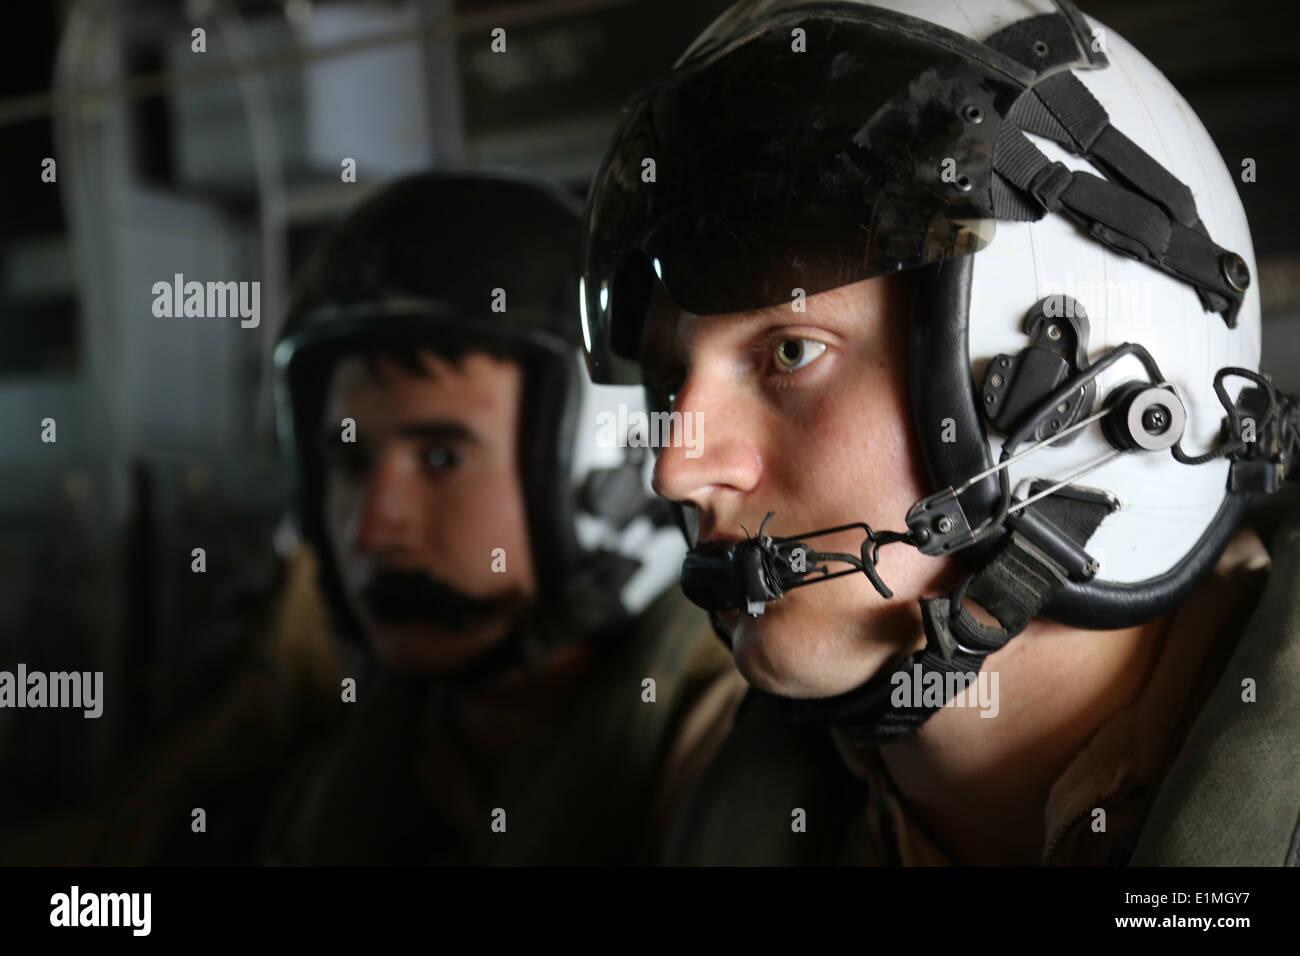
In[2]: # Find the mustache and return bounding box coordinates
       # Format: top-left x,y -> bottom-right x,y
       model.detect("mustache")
360,569 -> 514,630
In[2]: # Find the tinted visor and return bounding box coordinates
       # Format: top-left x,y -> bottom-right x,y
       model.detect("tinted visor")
581,2 -> 1032,384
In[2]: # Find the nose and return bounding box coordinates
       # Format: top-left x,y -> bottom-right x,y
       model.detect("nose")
651,367 -> 763,516
353,451 -> 423,562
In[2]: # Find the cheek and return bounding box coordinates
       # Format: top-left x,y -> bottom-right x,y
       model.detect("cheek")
476,473 -> 530,547
840,361 -> 927,499
775,379 -> 918,517
445,468 -> 536,587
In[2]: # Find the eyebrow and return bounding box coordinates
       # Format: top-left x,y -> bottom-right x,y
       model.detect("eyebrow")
396,421 -> 480,444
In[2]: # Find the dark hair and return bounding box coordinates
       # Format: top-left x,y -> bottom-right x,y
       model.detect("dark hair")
345,342 -> 518,382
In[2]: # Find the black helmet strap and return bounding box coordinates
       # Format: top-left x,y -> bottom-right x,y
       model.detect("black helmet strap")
984,60 -> 1249,325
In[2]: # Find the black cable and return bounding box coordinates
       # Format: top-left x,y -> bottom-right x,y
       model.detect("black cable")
1172,366 -> 1278,465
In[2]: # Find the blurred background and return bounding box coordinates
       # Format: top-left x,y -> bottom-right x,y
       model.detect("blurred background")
0,0 -> 1297,843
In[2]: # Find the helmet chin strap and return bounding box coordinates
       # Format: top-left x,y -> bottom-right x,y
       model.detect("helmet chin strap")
679,353 -> 1300,744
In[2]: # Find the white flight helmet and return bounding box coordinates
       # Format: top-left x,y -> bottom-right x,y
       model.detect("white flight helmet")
580,0 -> 1294,738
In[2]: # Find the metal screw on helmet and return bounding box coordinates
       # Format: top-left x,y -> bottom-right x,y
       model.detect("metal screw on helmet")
1046,324 -> 1062,341
1033,40 -> 1050,57
955,174 -> 973,192
962,104 -> 984,124
1221,252 -> 1251,293
991,373 -> 1004,387
934,515 -> 955,535
1142,405 -> 1171,435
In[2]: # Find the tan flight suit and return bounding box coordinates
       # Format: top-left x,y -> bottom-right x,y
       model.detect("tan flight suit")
662,496 -> 1300,866
263,582 -> 747,865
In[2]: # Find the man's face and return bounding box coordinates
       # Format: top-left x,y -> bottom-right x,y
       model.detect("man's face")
321,349 -> 537,674
647,274 -> 961,699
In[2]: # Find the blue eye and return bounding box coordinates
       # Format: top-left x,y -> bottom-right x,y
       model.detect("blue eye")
425,447 -> 463,471
773,337 -> 827,372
